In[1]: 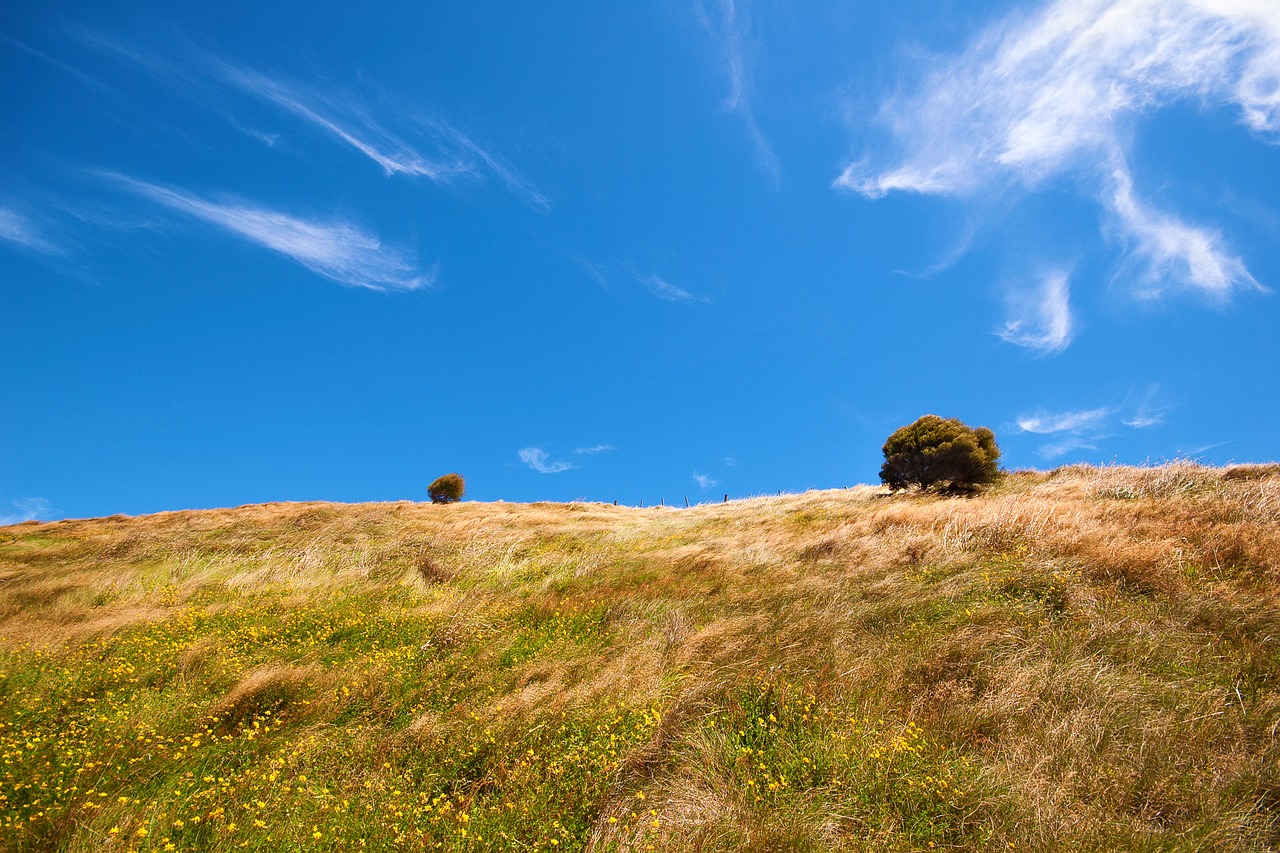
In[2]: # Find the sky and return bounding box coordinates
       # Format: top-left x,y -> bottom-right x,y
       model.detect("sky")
2,0 -> 1279,520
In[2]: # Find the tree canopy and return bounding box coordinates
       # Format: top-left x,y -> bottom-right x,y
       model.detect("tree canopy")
428,473 -> 465,504
880,415 -> 1000,493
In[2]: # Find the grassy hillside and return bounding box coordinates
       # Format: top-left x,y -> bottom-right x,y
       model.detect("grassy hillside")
2,463 -> 1279,851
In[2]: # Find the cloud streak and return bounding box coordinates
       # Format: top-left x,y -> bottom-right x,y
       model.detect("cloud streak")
840,0 -> 1276,299
695,0 -> 780,185
519,447 -> 574,474
1109,168 -> 1258,299
0,498 -> 54,526
0,33 -> 121,97
79,31 -> 548,209
692,471 -> 719,490
214,64 -> 463,179
1017,406 -> 1113,459
576,444 -> 615,455
217,63 -> 548,207
1017,386 -> 1171,457
998,269 -> 1075,353
218,65 -> 549,209
637,272 -> 710,304
0,207 -> 59,255
108,174 -> 429,291
1121,385 -> 1169,428
1017,407 -> 1114,435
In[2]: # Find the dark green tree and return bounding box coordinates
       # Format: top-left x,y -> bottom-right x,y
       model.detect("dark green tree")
880,415 -> 1000,493
427,473 -> 465,504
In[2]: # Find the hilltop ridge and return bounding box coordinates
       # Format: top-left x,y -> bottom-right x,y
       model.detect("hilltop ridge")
2,463 -> 1278,851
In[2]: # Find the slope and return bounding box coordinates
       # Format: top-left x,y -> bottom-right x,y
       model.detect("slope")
1,463 -> 1278,851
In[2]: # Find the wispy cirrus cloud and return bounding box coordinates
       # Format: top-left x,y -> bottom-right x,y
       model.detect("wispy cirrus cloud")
1121,385 -> 1169,428
1017,405 -> 1113,460
0,498 -> 54,526
839,0 -> 1275,301
1109,168 -> 1257,299
107,174 -> 430,291
637,272 -> 711,304
692,470 -> 719,490
1122,409 -> 1166,429
577,259 -> 711,304
215,63 -> 465,182
1017,385 -> 1171,457
0,207 -> 59,255
1038,436 -> 1100,459
576,444 -> 615,455
1017,406 -> 1114,435
78,30 -> 548,209
572,257 -> 611,289
426,118 -> 550,211
694,0 -> 780,185
519,447 -> 574,474
0,33 -> 120,97
998,269 -> 1074,353
221,67 -> 548,209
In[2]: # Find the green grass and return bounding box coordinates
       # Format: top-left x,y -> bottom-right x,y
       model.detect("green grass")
2,465 -> 1279,850
0,591 -> 659,851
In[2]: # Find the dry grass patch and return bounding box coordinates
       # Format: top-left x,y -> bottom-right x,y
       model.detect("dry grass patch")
2,463 -> 1279,850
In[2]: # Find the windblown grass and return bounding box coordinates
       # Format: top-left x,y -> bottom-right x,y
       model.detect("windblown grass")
2,463 -> 1278,851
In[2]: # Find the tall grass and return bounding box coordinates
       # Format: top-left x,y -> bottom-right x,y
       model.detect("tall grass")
1,463 -> 1278,850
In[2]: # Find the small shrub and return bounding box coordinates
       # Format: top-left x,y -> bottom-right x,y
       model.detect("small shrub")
880,415 -> 1000,493
427,473 -> 465,504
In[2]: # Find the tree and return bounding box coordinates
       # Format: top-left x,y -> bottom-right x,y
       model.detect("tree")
880,415 -> 1000,493
428,473 -> 465,504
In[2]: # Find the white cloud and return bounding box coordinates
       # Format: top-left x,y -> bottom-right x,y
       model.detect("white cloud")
80,32 -> 547,208
839,0 -> 1277,299
572,257 -> 610,288
1109,169 -> 1259,298
1017,407 -> 1114,434
638,272 -> 710,304
0,207 -> 58,255
216,64 -> 466,181
0,33 -> 120,97
425,117 -> 551,211
0,498 -> 53,526
570,257 -> 609,290
1017,406 -> 1114,459
695,0 -> 780,185
998,269 -> 1075,353
1122,410 -> 1165,429
221,67 -> 549,209
1038,437 -> 1099,460
108,174 -> 429,291
575,444 -> 615,455
693,471 -> 719,490
1121,384 -> 1169,428
519,447 -> 574,474
1018,387 -> 1173,457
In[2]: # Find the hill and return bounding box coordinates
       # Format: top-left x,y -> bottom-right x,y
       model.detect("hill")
2,463 -> 1279,851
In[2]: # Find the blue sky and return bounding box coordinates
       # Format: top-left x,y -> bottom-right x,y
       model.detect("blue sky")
3,0 -> 1278,520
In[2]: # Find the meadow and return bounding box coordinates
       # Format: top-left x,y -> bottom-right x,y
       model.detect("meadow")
1,463 -> 1278,851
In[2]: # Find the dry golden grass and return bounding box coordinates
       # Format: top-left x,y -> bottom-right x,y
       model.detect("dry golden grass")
2,463 -> 1279,851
